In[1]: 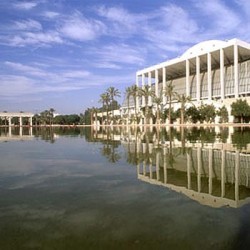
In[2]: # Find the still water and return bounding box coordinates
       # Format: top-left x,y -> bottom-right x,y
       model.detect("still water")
0,126 -> 250,250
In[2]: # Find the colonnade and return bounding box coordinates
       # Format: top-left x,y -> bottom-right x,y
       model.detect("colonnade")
0,112 -> 33,126
135,39 -> 250,111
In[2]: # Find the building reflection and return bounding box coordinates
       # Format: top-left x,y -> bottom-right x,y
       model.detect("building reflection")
134,143 -> 250,208
0,126 -> 33,141
89,126 -> 250,208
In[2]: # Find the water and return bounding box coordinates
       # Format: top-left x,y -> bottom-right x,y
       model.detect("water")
0,126 -> 250,250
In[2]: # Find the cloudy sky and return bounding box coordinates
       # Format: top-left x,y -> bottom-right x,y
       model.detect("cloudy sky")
0,0 -> 250,114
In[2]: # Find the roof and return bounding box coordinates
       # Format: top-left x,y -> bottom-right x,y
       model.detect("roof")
137,38 -> 250,80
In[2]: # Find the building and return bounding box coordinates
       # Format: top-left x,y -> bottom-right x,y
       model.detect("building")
131,38 -> 250,124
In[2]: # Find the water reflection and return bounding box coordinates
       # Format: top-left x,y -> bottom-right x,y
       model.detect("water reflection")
91,126 -> 250,208
1,126 -> 250,208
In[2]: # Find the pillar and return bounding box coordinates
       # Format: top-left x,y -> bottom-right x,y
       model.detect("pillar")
221,150 -> 225,197
148,72 -> 152,106
234,44 -> 239,98
235,151 -> 239,203
207,53 -> 212,101
208,148 -> 213,194
8,117 -> 12,126
155,69 -> 159,97
197,147 -> 201,192
142,74 -> 145,106
163,147 -> 167,184
187,151 -> 191,189
163,67 -> 167,104
29,117 -> 33,126
156,151 -> 160,181
220,49 -> 225,100
196,56 -> 201,101
136,75 -> 139,112
19,116 -> 23,127
186,59 -> 190,97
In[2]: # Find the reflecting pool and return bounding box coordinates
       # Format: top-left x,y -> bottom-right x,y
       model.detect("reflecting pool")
0,126 -> 250,249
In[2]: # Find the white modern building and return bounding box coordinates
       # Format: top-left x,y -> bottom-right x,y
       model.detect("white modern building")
128,38 -> 250,123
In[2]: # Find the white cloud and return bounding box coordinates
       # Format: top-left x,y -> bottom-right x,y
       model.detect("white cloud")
14,19 -> 42,31
13,1 -> 38,10
42,11 -> 60,19
62,70 -> 91,78
5,61 -> 47,77
193,0 -> 241,34
60,11 -> 106,41
91,44 -> 145,66
9,31 -> 63,47
96,6 -> 142,36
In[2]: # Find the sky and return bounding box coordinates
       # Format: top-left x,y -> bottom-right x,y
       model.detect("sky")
1,0 -> 250,114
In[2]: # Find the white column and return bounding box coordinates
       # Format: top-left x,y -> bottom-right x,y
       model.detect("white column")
208,148 -> 213,194
186,59 -> 190,97
163,67 -> 167,104
221,150 -> 225,197
156,151 -> 160,180
196,56 -> 201,101
235,151 -> 239,203
142,74 -> 145,106
148,72 -> 152,106
8,117 -> 11,126
220,49 -> 225,100
136,75 -> 140,111
207,53 -> 212,101
29,117 -> 33,127
19,116 -> 23,127
187,151 -> 191,189
155,69 -> 159,97
234,44 -> 239,98
197,147 -> 201,193
163,148 -> 167,184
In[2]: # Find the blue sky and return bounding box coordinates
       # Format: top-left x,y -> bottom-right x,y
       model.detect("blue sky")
0,0 -> 250,114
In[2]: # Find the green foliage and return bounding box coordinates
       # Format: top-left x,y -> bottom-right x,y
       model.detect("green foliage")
232,127 -> 250,149
216,106 -> 229,123
53,114 -> 80,125
199,104 -> 216,123
231,99 -> 250,123
186,106 -> 201,123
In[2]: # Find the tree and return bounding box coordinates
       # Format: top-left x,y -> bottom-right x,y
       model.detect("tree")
152,91 -> 163,125
99,93 -> 110,125
139,85 -> 154,124
216,105 -> 228,123
125,86 -> 132,123
176,94 -> 192,124
231,99 -> 250,123
186,106 -> 200,123
199,104 -> 216,123
106,87 -> 121,122
130,84 -> 139,123
164,83 -> 177,124
90,107 -> 99,125
49,108 -> 55,126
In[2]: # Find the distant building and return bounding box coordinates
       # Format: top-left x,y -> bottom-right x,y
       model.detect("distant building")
129,38 -> 250,123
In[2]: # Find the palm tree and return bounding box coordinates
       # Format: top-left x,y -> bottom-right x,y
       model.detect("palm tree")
152,91 -> 163,126
139,85 -> 154,124
99,93 -> 110,125
90,107 -> 99,125
49,108 -> 55,126
130,84 -> 139,124
125,86 -> 132,124
106,86 -> 121,122
176,94 -> 192,125
164,83 -> 177,125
